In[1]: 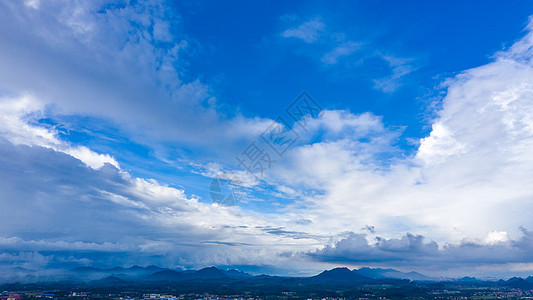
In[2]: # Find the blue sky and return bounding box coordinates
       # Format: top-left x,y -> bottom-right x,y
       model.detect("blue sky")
2,0 -> 533,279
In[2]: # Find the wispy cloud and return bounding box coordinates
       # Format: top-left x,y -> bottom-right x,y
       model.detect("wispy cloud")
373,55 -> 416,92
0,0 -> 271,155
281,17 -> 325,43
280,17 -> 414,91
321,41 -> 360,65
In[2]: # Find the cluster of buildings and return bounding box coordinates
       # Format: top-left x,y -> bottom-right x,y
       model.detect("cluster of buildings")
141,294 -> 260,300
0,294 -> 23,300
141,295 -> 177,300
3,288 -> 533,299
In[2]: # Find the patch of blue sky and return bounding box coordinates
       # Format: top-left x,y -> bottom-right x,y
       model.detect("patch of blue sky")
175,0 -> 533,157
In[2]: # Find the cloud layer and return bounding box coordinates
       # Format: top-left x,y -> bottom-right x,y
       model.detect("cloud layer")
1,0 -> 533,279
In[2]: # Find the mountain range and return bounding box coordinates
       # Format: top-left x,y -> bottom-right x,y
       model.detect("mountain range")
64,265 -> 433,283
2,265 -> 533,291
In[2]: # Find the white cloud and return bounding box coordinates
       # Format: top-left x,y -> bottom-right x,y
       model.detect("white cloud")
309,229 -> 533,277
0,0 -> 323,274
0,115 -> 327,275
484,231 -> 510,245
373,55 -> 416,92
0,0 -> 269,156
2,0 -> 533,278
0,96 -> 119,169
321,41 -> 360,65
281,17 -> 414,90
417,122 -> 467,164
153,19 -> 173,42
282,17 -> 325,43
23,0 -> 40,9
257,18 -> 533,275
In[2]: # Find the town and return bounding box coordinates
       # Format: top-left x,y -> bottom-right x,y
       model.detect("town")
2,284 -> 533,300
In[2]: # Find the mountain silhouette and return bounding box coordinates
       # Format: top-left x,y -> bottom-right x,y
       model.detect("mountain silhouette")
192,266 -> 228,279
145,269 -> 186,281
312,267 -> 370,282
354,267 -> 433,281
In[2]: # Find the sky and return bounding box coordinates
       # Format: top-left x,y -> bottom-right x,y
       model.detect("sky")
1,0 -> 533,279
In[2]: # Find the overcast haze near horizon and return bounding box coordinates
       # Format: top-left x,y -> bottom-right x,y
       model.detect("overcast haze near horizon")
2,0 -> 533,280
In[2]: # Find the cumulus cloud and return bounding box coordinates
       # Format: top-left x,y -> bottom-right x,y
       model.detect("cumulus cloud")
0,0 -> 318,275
256,17 -> 533,275
2,0 -> 533,279
0,0 -> 271,156
309,228 -> 533,276
0,136 -> 323,274
0,96 -> 119,169
0,100 -> 326,275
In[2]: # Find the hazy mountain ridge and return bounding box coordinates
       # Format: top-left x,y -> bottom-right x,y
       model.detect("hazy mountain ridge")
1,265 -> 533,289
352,267 -> 433,281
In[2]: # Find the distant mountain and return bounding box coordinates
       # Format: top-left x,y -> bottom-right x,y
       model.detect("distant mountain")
191,267 -> 228,279
92,276 -> 127,286
145,267 -> 233,281
353,267 -> 434,281
458,276 -> 479,282
352,267 -> 388,279
71,265 -> 168,282
73,265 -> 164,273
4,265 -> 533,296
312,267 -> 370,282
502,277 -> 533,289
62,265 -> 533,287
126,265 -> 145,271
222,269 -> 253,278
308,267 -> 435,282
72,267 -> 102,272
73,266 -> 124,272
71,266 -> 252,282
145,269 -> 186,281
145,265 -> 166,271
